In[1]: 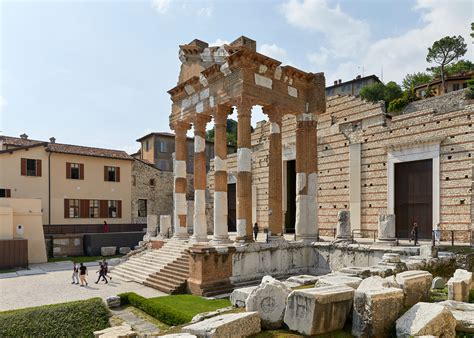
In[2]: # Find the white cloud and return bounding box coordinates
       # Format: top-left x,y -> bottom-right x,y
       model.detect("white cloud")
151,0 -> 171,14
209,38 -> 230,46
197,6 -> 214,18
258,43 -> 291,64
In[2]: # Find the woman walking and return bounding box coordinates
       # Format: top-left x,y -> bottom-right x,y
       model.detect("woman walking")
79,263 -> 88,287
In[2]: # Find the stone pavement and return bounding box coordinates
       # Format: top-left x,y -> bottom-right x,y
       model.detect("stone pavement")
0,266 -> 165,311
111,308 -> 160,336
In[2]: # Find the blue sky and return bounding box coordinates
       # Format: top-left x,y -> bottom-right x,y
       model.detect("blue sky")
1,0 -> 472,153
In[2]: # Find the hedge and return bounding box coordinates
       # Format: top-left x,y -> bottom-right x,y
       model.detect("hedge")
0,298 -> 110,337
117,292 -> 230,326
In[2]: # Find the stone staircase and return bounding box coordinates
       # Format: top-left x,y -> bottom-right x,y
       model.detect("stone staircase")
111,240 -> 192,294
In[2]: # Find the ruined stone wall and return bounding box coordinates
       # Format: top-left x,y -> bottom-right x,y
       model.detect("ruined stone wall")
132,160 -> 193,224
206,95 -> 473,239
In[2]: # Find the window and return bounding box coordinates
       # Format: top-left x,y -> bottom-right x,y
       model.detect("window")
21,158 -> 42,177
158,140 -> 166,153
69,199 -> 80,218
89,200 -> 99,218
0,189 -> 11,198
104,166 -> 120,182
157,159 -> 169,171
138,199 -> 147,217
453,83 -> 460,91
132,175 -> 136,186
108,200 -> 117,218
149,178 -> 155,186
71,163 -> 80,179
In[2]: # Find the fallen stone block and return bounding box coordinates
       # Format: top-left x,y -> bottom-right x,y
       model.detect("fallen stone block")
396,302 -> 456,338
431,276 -> 446,289
160,334 -> 197,338
246,276 -> 292,329
395,270 -> 433,306
357,275 -> 399,292
284,285 -> 354,336
101,246 -> 117,256
282,281 -> 300,289
368,264 -> 394,278
447,269 -> 472,302
339,267 -> 371,278
119,247 -> 131,255
352,287 -> 404,337
381,253 -> 401,263
287,274 -> 319,285
439,300 -> 474,333
94,324 -> 136,337
229,286 -> 257,307
315,275 -> 362,289
420,245 -> 438,258
106,296 -> 121,308
182,312 -> 261,338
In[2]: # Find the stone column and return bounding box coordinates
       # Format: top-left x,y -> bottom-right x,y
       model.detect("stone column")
211,105 -> 232,245
173,122 -> 190,239
295,113 -> 318,241
191,114 -> 210,243
235,98 -> 253,243
264,106 -> 283,237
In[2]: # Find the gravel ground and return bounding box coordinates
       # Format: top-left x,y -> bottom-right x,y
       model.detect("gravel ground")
0,266 -> 165,311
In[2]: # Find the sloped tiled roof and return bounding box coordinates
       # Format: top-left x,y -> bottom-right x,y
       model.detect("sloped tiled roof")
0,135 -> 133,160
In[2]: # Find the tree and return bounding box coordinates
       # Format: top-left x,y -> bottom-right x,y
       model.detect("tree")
471,22 -> 474,38
426,35 -> 467,94
428,59 -> 474,78
206,118 -> 238,147
360,81 -> 403,108
402,72 -> 432,91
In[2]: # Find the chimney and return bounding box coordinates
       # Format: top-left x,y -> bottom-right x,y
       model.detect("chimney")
49,137 -> 56,144
20,133 -> 28,140
338,79 -> 342,84
356,75 -> 361,79
334,80 -> 338,85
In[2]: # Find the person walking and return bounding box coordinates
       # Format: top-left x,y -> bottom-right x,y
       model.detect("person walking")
95,263 -> 108,284
253,223 -> 259,241
410,222 -> 419,246
71,262 -> 79,285
102,259 -> 111,281
102,221 -> 109,233
79,263 -> 88,287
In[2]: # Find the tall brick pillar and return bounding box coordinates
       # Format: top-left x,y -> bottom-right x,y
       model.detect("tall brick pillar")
295,113 -> 318,241
210,104 -> 232,245
191,114 -> 210,243
264,106 -> 283,237
235,98 -> 253,243
173,121 -> 191,239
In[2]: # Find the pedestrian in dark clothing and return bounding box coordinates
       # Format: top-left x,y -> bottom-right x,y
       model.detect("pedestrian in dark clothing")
95,263 -> 109,284
103,221 -> 109,233
79,263 -> 88,287
253,223 -> 259,241
102,259 -> 111,281
410,222 -> 419,246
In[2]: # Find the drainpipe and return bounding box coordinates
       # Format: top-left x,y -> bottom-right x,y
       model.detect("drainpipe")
48,151 -> 51,225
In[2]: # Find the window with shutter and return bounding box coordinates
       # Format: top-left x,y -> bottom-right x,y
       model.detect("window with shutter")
89,200 -> 99,218
0,189 -> 11,198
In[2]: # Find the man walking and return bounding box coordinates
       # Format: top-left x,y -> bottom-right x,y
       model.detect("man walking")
71,262 -> 79,284
95,263 -> 109,284
410,222 -> 419,246
102,259 -> 111,281
253,222 -> 259,241
79,263 -> 88,287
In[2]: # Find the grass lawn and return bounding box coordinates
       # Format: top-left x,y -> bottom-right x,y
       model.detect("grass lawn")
48,255 -> 123,263
0,268 -> 17,274
0,298 -> 109,337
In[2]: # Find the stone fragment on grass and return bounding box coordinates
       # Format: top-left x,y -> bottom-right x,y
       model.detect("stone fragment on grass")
182,312 -> 261,338
395,270 -> 433,306
431,276 -> 446,289
395,302 -> 456,338
246,276 -> 292,329
106,296 -> 121,308
284,285 -> 354,336
101,246 -> 117,256
119,247 -> 131,255
287,274 -> 319,285
357,275 -> 399,292
439,300 -> 474,333
314,274 -> 362,289
447,269 -> 472,302
229,286 -> 257,307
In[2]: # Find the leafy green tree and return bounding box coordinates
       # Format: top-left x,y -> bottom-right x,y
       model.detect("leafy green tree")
426,35 -> 467,94
384,81 -> 404,103
428,60 -> 474,78
402,72 -> 432,90
360,81 -> 403,109
206,118 -> 238,147
466,78 -> 474,99
471,22 -> 474,38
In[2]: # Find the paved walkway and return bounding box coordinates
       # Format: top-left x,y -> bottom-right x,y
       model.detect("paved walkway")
111,308 -> 160,336
0,266 -> 165,311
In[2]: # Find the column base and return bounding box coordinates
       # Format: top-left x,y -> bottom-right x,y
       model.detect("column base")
172,232 -> 190,240
189,235 -> 209,243
234,235 -> 254,244
268,235 -> 287,243
376,238 -> 397,246
295,235 -> 318,244
209,236 -> 233,246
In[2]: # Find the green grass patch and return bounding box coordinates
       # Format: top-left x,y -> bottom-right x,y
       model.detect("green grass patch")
0,298 -> 110,337
292,284 -> 316,290
430,287 -> 448,302
48,255 -> 122,263
118,292 -> 230,326
438,246 -> 474,255
0,268 -> 17,274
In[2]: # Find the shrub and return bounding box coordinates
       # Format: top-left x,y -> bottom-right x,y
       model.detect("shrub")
118,292 -> 132,305
387,97 -> 410,113
465,78 -> 474,99
0,298 -> 110,337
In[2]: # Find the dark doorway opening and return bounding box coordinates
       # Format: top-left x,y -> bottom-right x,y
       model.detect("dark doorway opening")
285,160 -> 296,233
227,183 -> 236,232
395,159 -> 433,239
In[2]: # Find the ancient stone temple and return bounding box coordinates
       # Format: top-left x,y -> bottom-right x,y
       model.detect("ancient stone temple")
167,36 -> 326,243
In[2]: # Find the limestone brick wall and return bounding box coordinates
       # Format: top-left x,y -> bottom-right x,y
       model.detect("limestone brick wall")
132,160 -> 193,224
206,94 -> 473,240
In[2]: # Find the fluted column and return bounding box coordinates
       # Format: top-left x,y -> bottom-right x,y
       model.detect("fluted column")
264,106 -> 283,237
295,113 -> 318,241
235,98 -> 253,243
173,121 -> 191,239
191,114 -> 210,243
210,105 -> 232,245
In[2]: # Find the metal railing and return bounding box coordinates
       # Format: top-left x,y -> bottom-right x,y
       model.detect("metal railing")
431,229 -> 473,247
351,229 -> 378,243
317,228 -> 337,241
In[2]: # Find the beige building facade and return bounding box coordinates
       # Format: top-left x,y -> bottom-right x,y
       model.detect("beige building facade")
0,136 -> 133,226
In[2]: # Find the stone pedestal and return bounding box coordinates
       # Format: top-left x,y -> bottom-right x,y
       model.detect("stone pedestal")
284,285 -> 354,336
159,215 -> 171,238
448,269 -> 473,302
146,215 -> 158,237
376,214 -> 396,243
187,246 -> 235,296
336,210 -> 351,240
396,270 -> 433,307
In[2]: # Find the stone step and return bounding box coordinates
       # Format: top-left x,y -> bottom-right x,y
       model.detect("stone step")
115,262 -> 162,276
144,277 -> 187,294
165,264 -> 189,274
143,280 -> 174,294
111,267 -> 149,283
147,273 -> 186,286
154,269 -> 188,280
